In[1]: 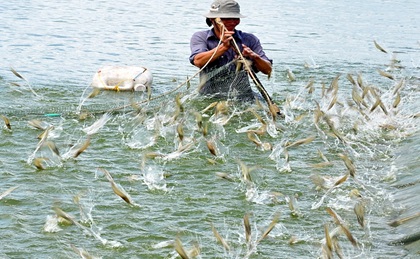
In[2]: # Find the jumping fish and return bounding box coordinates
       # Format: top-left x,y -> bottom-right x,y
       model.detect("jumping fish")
354,200 -> 366,228
326,208 -> 358,247
389,212 -> 420,227
244,213 -> 251,244
28,119 -> 49,130
393,78 -> 405,95
206,139 -> 217,156
74,137 -> 91,158
338,153 -> 356,177
286,68 -> 296,82
324,224 -> 333,257
33,157 -> 49,170
46,140 -> 60,157
377,69 -> 394,80
10,67 -> 39,97
1,115 -> 11,130
373,40 -> 388,53
99,168 -> 135,206
174,237 -> 189,259
0,186 -> 19,200
177,122 -> 184,141
393,92 -> 401,108
284,136 -> 316,149
256,212 -> 280,243
70,244 -> 94,259
211,223 -> 231,251
237,159 -> 253,183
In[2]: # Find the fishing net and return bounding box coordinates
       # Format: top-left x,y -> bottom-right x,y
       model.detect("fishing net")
198,60 -> 257,102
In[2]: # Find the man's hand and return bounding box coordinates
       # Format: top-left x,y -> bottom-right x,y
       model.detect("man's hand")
242,44 -> 258,59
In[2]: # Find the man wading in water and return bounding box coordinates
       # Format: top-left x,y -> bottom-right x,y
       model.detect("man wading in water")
189,0 -> 273,102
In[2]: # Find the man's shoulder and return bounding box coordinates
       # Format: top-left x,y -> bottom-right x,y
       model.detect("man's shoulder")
192,29 -> 213,38
235,30 -> 258,40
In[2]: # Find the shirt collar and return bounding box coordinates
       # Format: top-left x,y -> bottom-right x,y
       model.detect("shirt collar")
207,28 -> 243,41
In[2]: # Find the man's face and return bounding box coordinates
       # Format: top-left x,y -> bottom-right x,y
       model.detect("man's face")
220,18 -> 240,31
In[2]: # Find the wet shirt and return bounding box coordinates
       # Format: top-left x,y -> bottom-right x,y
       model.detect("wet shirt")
189,29 -> 272,73
189,29 -> 272,100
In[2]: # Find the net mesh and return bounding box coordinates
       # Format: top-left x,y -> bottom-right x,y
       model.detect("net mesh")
198,60 -> 257,102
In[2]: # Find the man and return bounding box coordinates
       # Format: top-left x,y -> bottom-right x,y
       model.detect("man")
189,0 -> 273,101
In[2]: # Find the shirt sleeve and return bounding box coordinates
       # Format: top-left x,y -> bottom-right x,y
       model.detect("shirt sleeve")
189,31 -> 209,65
247,34 -> 273,64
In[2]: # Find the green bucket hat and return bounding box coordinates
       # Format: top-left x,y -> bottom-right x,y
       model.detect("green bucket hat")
204,0 -> 246,26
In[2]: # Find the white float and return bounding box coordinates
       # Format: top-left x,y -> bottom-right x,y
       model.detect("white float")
90,65 -> 153,91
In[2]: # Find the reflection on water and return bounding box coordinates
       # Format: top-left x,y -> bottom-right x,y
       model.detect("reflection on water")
1,0 -> 419,258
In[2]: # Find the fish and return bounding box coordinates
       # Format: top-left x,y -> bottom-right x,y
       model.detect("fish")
318,149 -> 329,163
99,168 -> 135,205
338,153 -> 356,177
326,207 -> 345,225
244,213 -> 251,244
146,84 -> 152,100
33,157 -> 49,170
70,244 -> 94,259
357,73 -> 364,89
339,222 -> 358,247
174,237 -> 190,259
346,73 -> 356,86
237,159 -> 252,183
193,111 -> 203,129
74,137 -> 91,158
214,101 -> 229,116
333,173 -> 349,187
177,122 -> 184,141
257,212 -> 280,243
247,131 -> 262,147
373,40 -> 388,53
286,195 -> 301,217
393,78 -> 405,95
286,69 -> 296,81
328,74 -> 340,94
306,79 -> 315,94
28,119 -> 49,130
352,86 -> 368,108
377,69 -> 394,80
354,200 -> 365,228
324,224 -> 333,256
87,87 -> 101,98
175,93 -> 184,113
0,186 -> 19,200
1,115 -> 11,130
215,172 -> 234,181
332,236 -> 344,259
46,140 -> 60,157
211,223 -> 231,251
284,136 -> 316,149
202,121 -> 208,137
10,67 -> 39,97
389,212 -> 420,227
53,206 -> 85,229
326,207 -> 358,247
206,139 -> 217,156
200,101 -> 218,114
323,115 -> 346,143
392,92 -> 401,108
327,94 -> 338,110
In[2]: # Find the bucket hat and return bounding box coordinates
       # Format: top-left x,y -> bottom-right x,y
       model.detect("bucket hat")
203,0 -> 246,19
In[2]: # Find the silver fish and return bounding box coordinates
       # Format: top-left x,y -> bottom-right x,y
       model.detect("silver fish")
211,223 -> 231,251
1,115 -> 11,130
373,40 -> 388,53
